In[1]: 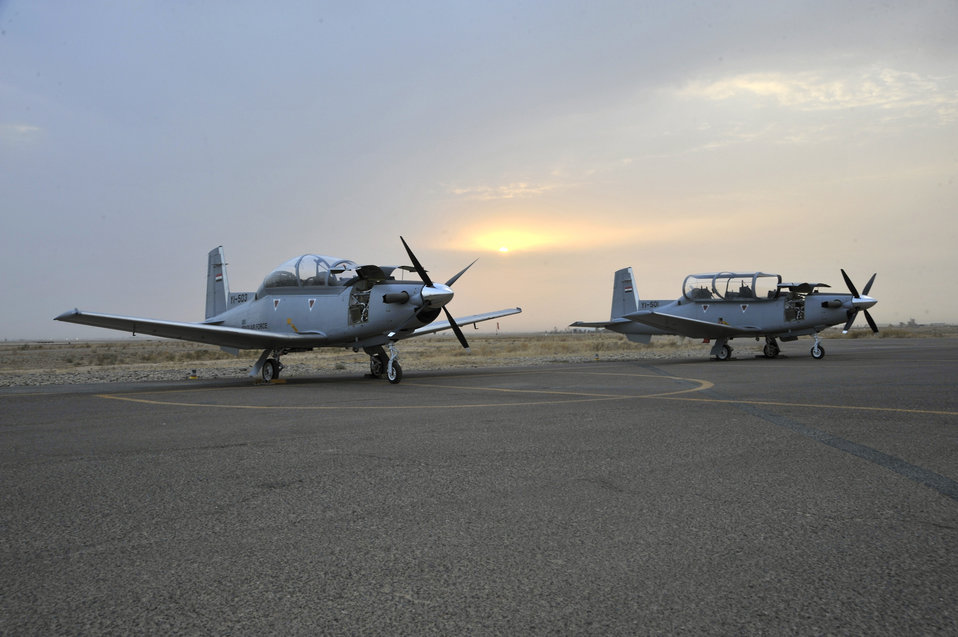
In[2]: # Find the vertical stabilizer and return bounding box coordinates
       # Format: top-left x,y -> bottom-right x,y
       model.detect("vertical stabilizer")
610,267 -> 639,320
206,246 -> 229,319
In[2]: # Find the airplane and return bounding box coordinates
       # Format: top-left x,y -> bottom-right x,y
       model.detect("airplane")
55,237 -> 521,383
571,267 -> 878,360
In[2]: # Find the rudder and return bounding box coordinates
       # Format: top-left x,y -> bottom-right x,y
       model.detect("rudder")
610,267 -> 639,320
206,246 -> 229,319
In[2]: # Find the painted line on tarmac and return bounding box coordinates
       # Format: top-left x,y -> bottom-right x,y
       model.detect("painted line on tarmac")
93,372 -> 714,410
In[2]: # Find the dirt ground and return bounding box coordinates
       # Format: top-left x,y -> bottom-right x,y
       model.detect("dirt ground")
2,326 -> 953,387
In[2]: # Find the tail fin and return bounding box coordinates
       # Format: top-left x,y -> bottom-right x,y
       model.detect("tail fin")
205,246 -> 229,319
610,267 -> 639,320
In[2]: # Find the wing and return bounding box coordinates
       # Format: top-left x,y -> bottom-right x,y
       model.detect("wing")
623,310 -> 761,338
54,309 -> 326,350
570,318 -> 632,329
404,307 -> 521,338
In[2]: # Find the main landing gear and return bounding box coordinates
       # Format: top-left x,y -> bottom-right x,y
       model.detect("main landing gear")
364,343 -> 403,384
763,336 -> 781,359
761,335 -> 825,360
253,349 -> 286,382
710,338 -> 733,361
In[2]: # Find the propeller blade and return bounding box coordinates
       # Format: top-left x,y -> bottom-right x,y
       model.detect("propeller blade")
400,236 -> 433,287
842,311 -> 858,334
863,309 -> 879,333
862,273 -> 876,296
445,258 -> 478,287
443,306 -> 470,349
840,268 -> 859,298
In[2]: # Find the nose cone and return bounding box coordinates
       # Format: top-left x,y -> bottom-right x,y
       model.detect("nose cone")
421,283 -> 454,308
854,295 -> 878,310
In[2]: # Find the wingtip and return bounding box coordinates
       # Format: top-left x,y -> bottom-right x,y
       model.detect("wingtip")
54,308 -> 80,321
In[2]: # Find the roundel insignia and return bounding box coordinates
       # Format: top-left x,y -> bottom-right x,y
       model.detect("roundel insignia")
741,304 -> 748,312
273,299 -> 281,310
702,304 -> 709,312
308,299 -> 316,310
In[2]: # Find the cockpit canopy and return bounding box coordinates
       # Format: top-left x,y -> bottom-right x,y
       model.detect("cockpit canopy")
682,272 -> 782,302
257,254 -> 364,295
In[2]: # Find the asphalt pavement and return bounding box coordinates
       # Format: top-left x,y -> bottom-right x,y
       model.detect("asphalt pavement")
2,337 -> 956,635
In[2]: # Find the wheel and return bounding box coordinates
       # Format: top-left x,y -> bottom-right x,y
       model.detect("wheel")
763,343 -> 780,358
262,359 -> 279,382
715,344 -> 732,361
386,361 -> 403,384
810,345 -> 825,360
369,353 -> 387,378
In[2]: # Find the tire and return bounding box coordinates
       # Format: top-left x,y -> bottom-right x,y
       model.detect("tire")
763,344 -> 780,359
369,353 -> 387,378
810,345 -> 825,360
262,359 -> 278,382
716,344 -> 732,361
387,361 -> 403,384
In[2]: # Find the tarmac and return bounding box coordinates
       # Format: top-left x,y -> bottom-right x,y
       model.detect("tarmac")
2,337 -> 957,635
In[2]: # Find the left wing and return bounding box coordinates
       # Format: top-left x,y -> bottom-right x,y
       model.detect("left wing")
54,309 -> 326,350
403,307 -> 522,338
624,310 -> 761,339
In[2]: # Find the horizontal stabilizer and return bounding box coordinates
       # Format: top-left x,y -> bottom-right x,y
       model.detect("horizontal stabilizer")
570,318 -> 632,329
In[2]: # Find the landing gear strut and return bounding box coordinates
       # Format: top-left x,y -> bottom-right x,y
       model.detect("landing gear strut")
386,342 -> 402,384
810,334 -> 825,360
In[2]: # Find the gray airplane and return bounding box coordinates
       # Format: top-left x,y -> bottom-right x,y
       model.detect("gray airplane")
56,237 -> 521,382
572,267 -> 878,360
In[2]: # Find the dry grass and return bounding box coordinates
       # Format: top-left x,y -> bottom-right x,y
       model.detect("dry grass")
3,324 -> 955,375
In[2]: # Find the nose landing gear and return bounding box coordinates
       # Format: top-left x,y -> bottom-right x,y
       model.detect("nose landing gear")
364,343 -> 403,384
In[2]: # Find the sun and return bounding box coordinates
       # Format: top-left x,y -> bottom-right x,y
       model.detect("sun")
498,246 -> 510,253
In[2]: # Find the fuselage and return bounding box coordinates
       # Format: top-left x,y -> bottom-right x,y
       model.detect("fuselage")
616,290 -> 874,339
212,279 -> 439,350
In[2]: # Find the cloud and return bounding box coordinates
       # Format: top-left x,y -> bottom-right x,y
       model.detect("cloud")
446,181 -> 563,201
680,68 -> 958,123
0,123 -> 42,143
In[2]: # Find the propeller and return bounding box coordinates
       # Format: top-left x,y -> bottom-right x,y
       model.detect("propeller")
400,236 -> 471,350
840,269 -> 879,334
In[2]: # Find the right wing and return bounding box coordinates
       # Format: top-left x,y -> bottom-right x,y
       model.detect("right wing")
54,309 -> 326,350
403,307 -> 522,338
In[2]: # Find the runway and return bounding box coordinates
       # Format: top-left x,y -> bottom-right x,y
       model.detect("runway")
2,338 -> 957,634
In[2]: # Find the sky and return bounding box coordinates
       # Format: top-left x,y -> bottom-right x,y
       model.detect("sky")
2,1 -> 956,340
